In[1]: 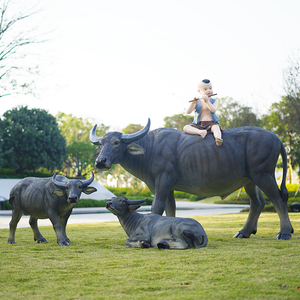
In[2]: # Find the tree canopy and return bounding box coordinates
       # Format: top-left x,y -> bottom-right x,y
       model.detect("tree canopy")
0,106 -> 66,173
56,112 -> 109,177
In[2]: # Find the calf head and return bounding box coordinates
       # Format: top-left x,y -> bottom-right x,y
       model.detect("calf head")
90,119 -> 150,171
106,197 -> 148,216
52,172 -> 97,203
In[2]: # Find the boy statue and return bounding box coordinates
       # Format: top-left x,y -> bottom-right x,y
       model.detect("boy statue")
183,79 -> 223,146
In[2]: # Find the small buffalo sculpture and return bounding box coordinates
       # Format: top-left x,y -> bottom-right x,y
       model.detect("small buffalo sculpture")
106,197 -> 208,249
8,172 -> 97,245
91,119 -> 294,240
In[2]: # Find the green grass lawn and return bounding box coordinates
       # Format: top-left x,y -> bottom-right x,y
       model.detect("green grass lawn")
0,212 -> 300,300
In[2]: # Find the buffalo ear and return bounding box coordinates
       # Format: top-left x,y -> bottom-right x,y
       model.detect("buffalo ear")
52,189 -> 65,196
126,143 -> 145,155
83,187 -> 97,195
129,205 -> 141,212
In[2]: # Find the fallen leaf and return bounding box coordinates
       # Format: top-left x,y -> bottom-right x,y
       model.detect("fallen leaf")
297,286 -> 300,291
222,274 -> 227,277
282,284 -> 286,288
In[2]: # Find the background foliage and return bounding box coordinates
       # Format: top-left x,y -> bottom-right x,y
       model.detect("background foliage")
0,106 -> 66,173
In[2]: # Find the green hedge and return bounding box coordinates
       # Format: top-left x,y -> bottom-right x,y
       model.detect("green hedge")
107,187 -> 206,201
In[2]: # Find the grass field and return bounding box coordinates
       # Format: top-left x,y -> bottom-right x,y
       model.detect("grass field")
0,212 -> 300,300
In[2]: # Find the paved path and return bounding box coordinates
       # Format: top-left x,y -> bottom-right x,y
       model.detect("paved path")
0,202 -> 249,229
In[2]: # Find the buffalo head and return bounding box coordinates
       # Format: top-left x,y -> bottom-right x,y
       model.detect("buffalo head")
52,172 -> 97,203
106,197 -> 148,216
90,119 -> 150,170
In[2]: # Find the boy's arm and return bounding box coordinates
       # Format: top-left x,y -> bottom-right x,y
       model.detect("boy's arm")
203,96 -> 218,113
186,100 -> 197,114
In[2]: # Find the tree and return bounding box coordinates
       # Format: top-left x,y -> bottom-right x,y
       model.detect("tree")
262,100 -> 300,180
164,113 -> 193,130
0,0 -> 46,98
56,112 -> 109,177
218,97 -> 261,129
122,124 -> 143,134
0,106 -> 66,173
282,51 -> 300,134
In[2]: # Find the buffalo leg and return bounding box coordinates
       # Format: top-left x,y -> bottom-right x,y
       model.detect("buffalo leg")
60,210 -> 72,243
253,173 -> 293,240
152,173 -> 175,216
234,182 -> 265,238
165,190 -> 176,217
29,217 -> 47,243
8,210 -> 22,244
47,209 -> 69,246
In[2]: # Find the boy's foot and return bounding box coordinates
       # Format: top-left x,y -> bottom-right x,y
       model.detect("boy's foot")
199,130 -> 207,139
216,138 -> 223,146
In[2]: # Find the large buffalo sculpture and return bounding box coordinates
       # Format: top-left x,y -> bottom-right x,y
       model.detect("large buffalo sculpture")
8,172 -> 97,245
90,119 -> 293,240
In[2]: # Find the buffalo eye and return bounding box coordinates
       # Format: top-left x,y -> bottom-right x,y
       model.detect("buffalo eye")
79,184 -> 82,189
114,140 -> 120,145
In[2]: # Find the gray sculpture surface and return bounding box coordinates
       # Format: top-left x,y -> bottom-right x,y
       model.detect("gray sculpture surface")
90,119 -> 293,240
106,197 -> 208,249
8,172 -> 97,245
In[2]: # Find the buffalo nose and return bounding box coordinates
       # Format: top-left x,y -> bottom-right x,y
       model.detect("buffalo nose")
100,158 -> 107,164
69,197 -> 78,203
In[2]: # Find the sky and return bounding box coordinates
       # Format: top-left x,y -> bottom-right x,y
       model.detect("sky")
1,0 -> 300,131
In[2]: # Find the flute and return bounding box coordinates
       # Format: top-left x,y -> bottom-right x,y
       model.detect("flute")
189,93 -> 217,102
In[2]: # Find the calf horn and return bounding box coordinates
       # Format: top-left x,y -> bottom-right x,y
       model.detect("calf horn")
126,198 -> 148,205
82,172 -> 94,187
121,118 -> 151,144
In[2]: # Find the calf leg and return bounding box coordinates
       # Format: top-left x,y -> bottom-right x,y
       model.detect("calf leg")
252,173 -> 293,240
157,239 -> 189,250
234,182 -> 265,238
183,230 -> 208,248
8,210 -> 22,244
29,217 -> 47,243
126,238 -> 151,248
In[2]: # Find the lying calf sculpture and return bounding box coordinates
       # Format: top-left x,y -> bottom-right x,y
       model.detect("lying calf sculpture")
8,172 -> 97,246
106,197 -> 208,249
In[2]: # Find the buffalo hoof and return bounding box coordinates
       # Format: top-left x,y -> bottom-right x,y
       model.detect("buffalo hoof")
157,241 -> 170,249
8,240 -> 15,244
140,240 -> 150,248
58,240 -> 69,246
233,232 -> 250,239
37,238 -> 47,243
276,232 -> 292,240
66,238 -> 71,243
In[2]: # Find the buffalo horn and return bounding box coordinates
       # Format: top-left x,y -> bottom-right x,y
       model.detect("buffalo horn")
52,173 -> 66,188
126,198 -> 148,205
82,172 -> 94,187
90,124 -> 101,145
121,118 -> 151,144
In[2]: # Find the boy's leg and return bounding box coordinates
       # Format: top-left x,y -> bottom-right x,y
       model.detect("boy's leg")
183,125 -> 207,138
211,125 -> 223,146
